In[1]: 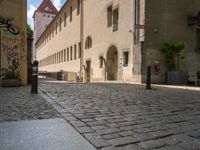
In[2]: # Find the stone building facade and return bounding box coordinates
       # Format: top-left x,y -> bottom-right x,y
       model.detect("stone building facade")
143,0 -> 200,83
33,0 -> 58,59
35,0 -> 200,83
35,0 -> 145,82
0,0 -> 27,85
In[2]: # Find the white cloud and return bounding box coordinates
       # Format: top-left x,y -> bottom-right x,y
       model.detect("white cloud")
53,0 -> 62,10
27,4 -> 37,29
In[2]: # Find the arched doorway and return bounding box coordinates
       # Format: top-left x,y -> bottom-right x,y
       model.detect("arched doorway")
106,46 -> 118,80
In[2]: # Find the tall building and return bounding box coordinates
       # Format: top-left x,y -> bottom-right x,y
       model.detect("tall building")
143,0 -> 200,83
35,0 -> 200,84
0,0 -> 27,86
33,0 -> 58,59
35,0 -> 145,82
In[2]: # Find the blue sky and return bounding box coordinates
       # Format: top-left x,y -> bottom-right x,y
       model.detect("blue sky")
27,0 -> 66,29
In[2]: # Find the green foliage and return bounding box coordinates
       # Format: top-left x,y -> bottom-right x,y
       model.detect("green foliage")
27,24 -> 33,39
160,41 -> 186,71
3,67 -> 19,80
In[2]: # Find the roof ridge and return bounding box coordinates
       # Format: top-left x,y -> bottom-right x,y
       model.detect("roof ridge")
35,0 -> 58,14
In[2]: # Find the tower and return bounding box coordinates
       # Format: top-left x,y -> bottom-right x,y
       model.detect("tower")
33,0 -> 58,60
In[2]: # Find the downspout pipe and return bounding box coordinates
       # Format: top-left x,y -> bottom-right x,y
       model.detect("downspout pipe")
80,0 -> 84,82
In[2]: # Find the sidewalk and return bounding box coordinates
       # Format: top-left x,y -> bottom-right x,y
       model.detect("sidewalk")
0,85 -> 59,122
0,118 -> 95,150
0,86 -> 96,150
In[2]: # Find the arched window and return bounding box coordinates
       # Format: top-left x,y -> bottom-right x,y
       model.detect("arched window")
85,36 -> 92,49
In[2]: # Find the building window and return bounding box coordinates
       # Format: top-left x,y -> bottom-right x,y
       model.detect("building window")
49,31 -> 51,40
123,51 -> 129,67
107,5 -> 112,27
59,18 -> 62,31
85,36 -> 92,49
77,0 -> 80,15
70,46 -> 73,60
56,22 -> 57,34
74,44 -> 77,60
59,52 -> 61,63
61,50 -> 64,62
78,42 -> 81,58
46,33 -> 49,42
113,8 -> 119,32
55,53 -> 56,63
53,55 -> 55,64
99,56 -> 104,68
64,12 -> 67,27
54,54 -> 56,64
52,27 -> 54,37
70,6 -> 73,22
67,48 -> 69,61
64,49 -> 66,62
196,28 -> 200,51
57,53 -> 59,63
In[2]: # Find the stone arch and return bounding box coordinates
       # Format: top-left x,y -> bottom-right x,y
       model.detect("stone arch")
106,46 -> 118,80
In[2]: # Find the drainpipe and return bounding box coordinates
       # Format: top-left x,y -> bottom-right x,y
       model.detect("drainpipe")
80,0 -> 84,82
132,0 -> 137,81
133,0 -> 143,83
0,31 -> 1,85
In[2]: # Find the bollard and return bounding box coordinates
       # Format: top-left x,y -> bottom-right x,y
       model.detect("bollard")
146,65 -> 152,90
31,60 -> 38,94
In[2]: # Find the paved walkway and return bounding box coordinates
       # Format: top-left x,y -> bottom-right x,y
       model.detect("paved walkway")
0,118 -> 95,150
40,79 -> 200,150
0,86 -> 95,150
0,86 -> 59,122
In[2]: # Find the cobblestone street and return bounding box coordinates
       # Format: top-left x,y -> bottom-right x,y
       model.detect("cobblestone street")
40,79 -> 200,150
0,86 -> 59,122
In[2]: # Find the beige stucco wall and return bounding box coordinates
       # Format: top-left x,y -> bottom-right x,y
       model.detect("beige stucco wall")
0,0 -> 27,85
36,0 -> 81,75
143,0 -> 200,83
34,12 -> 56,41
33,11 -> 56,59
36,0 -> 144,82
83,0 -> 135,82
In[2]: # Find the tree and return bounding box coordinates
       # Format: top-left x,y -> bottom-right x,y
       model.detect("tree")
160,41 -> 186,71
27,24 -> 33,39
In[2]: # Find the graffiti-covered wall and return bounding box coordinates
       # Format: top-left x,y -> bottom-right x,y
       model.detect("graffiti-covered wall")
0,0 -> 27,85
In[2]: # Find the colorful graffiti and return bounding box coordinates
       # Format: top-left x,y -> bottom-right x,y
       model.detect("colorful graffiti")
19,31 -> 27,62
1,31 -> 20,73
0,17 -> 20,35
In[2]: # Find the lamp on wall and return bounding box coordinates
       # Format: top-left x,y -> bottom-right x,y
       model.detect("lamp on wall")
188,12 -> 200,26
0,0 -> 5,3
154,61 -> 160,74
82,65 -> 86,71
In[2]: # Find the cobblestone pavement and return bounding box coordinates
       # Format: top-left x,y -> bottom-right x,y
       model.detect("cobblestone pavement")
40,79 -> 200,150
0,86 -> 59,122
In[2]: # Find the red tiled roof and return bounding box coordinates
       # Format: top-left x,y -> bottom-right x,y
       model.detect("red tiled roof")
35,0 -> 58,14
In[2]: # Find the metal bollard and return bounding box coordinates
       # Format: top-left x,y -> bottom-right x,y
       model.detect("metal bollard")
31,60 -> 38,94
146,65 -> 152,90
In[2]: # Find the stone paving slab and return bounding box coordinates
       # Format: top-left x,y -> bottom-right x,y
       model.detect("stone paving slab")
39,79 -> 200,149
0,118 -> 96,150
0,86 -> 59,122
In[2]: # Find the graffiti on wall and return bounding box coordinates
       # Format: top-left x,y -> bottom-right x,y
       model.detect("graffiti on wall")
20,31 -> 27,62
1,31 -> 20,74
0,17 -> 20,35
